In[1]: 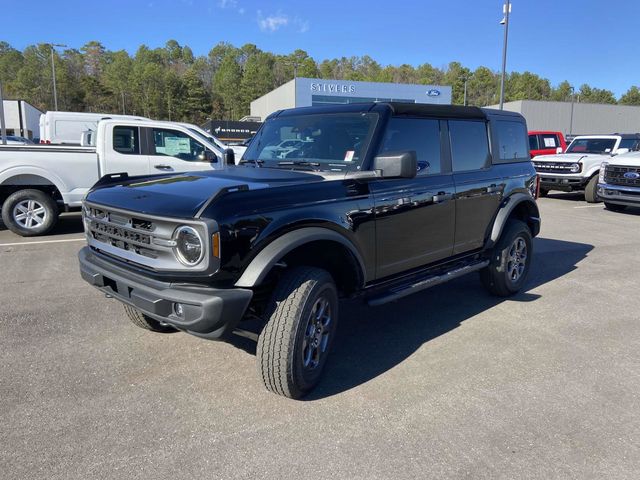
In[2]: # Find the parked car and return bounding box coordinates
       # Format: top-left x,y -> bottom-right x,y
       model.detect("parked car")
532,133 -> 640,202
0,119 -> 234,236
78,102 -> 541,398
598,151 -> 640,211
528,130 -> 566,157
1,135 -> 35,145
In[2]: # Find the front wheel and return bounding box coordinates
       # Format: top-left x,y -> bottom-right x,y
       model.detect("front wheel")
584,175 -> 600,203
123,305 -> 177,333
1,189 -> 59,237
481,220 -> 533,297
257,266 -> 338,399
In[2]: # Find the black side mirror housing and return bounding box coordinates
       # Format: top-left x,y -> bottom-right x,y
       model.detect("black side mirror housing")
373,151 -> 417,179
224,148 -> 236,165
197,150 -> 218,163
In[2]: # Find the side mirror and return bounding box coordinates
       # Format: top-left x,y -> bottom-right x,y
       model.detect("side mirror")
224,148 -> 236,165
197,150 -> 218,163
373,151 -> 417,179
556,146 -> 563,154
613,148 -> 629,156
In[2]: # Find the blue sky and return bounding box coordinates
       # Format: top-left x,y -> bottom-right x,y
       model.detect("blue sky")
3,0 -> 638,97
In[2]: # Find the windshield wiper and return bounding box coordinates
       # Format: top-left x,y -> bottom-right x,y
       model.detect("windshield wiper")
277,160 -> 321,167
238,159 -> 264,167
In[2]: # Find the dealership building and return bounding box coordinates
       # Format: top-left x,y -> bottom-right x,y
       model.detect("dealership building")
489,100 -> 640,137
250,77 -> 452,121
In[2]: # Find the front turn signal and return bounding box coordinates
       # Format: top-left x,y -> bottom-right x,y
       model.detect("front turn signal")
212,232 -> 220,258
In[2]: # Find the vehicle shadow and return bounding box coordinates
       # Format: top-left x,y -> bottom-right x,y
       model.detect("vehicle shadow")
301,236 -> 593,400
544,192 -> 588,202
0,212 -> 84,235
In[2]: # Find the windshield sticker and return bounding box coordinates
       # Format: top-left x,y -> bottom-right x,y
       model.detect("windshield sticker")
164,137 -> 191,156
543,138 -> 556,147
344,150 -> 355,162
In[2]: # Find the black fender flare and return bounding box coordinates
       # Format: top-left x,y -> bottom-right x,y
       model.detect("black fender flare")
234,227 -> 366,288
487,193 -> 541,248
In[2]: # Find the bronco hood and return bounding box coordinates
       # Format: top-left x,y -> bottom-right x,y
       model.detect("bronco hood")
86,167 -> 327,218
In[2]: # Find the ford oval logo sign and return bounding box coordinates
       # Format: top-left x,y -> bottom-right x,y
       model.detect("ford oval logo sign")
426,89 -> 441,97
623,171 -> 640,179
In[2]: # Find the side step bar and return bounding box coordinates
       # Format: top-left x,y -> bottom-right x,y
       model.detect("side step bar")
367,260 -> 490,307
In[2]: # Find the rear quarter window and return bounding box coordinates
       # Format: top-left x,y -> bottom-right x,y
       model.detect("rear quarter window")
495,120 -> 529,163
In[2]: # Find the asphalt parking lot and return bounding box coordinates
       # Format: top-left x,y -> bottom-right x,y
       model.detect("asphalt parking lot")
1,195 -> 639,480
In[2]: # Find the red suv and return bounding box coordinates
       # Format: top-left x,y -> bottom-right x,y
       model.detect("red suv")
529,131 -> 567,158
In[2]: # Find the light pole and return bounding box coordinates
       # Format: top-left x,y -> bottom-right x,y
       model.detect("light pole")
499,1 -> 511,110
463,77 -> 469,106
48,43 -> 67,111
0,81 -> 7,145
569,86 -> 575,137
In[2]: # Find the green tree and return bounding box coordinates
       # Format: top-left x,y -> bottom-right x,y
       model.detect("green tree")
213,51 -> 243,119
240,52 -> 275,114
619,86 -> 640,105
578,84 -> 616,104
551,80 -> 573,101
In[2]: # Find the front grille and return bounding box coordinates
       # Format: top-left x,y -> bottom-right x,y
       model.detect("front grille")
533,161 -> 579,174
604,165 -> 640,187
83,203 -> 210,272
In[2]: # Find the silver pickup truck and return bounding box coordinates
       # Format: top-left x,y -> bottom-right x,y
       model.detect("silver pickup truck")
0,119 -> 234,236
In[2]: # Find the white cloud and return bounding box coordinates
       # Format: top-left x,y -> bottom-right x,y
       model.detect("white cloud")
257,10 -> 309,33
218,0 -> 237,8
257,11 -> 289,32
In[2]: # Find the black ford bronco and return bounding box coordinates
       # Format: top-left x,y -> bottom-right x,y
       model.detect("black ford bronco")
79,103 -> 540,398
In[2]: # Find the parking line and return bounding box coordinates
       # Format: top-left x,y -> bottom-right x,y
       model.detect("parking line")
0,237 -> 85,247
574,205 -> 603,209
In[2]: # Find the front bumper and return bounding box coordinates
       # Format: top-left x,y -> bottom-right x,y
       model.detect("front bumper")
79,247 -> 253,339
597,183 -> 640,207
537,173 -> 587,192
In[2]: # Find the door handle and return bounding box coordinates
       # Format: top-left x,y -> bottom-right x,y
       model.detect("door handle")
486,184 -> 501,194
154,164 -> 173,170
432,192 -> 453,203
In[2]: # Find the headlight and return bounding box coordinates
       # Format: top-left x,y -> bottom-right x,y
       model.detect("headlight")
173,226 -> 204,266
570,163 -> 581,173
599,162 -> 608,183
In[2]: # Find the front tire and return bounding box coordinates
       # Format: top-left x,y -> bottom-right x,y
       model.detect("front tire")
604,202 -> 627,212
123,305 -> 177,333
539,188 -> 550,197
1,189 -> 58,237
257,266 -> 338,399
584,175 -> 600,203
481,220 -> 533,297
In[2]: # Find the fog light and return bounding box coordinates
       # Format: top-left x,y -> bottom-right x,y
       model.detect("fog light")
174,303 -> 184,317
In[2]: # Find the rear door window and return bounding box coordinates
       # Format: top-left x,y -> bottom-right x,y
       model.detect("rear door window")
495,120 -> 529,162
529,134 -> 539,151
113,126 -> 140,155
379,118 -> 442,175
449,120 -> 490,171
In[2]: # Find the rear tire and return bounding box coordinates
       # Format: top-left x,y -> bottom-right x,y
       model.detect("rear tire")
539,188 -> 549,197
257,266 -> 338,399
584,175 -> 600,203
123,304 -> 177,333
481,220 -> 533,297
1,189 -> 58,237
604,202 -> 627,212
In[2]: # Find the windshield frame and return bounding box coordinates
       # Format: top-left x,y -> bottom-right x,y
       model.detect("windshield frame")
241,111 -> 380,172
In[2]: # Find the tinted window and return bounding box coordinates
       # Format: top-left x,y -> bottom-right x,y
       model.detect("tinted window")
379,118 -> 441,175
529,134 -> 539,150
152,128 -> 206,161
113,126 -> 139,154
619,138 -> 640,151
540,134 -> 559,149
496,120 -> 529,161
449,120 -> 490,171
567,138 -> 616,154
243,113 -> 378,171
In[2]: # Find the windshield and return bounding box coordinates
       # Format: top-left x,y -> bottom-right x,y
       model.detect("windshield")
566,138 -> 616,154
242,112 -> 378,171
187,128 -> 224,152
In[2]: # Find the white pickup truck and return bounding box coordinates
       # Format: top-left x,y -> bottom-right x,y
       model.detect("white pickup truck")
0,119 -> 234,236
532,134 -> 640,202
